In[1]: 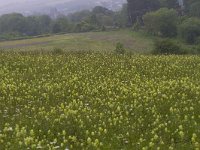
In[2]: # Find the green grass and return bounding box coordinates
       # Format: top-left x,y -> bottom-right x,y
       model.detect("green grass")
0,52 -> 200,149
0,30 -> 154,53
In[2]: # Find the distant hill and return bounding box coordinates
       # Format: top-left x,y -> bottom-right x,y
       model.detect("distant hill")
0,0 -> 126,17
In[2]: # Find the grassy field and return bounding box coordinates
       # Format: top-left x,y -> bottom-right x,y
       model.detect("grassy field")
0,30 -> 154,53
0,52 -> 200,149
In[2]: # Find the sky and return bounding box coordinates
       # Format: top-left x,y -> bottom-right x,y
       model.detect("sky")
0,0 -> 74,15
0,0 -> 72,7
0,0 -> 126,15
0,0 -> 25,6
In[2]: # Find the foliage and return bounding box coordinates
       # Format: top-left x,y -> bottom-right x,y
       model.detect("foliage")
113,4 -> 129,27
52,47 -> 64,55
92,6 -> 113,16
132,19 -> 141,31
0,14 -> 53,36
0,32 -> 23,41
115,42 -> 125,54
197,45 -> 200,53
101,26 -> 106,31
159,0 -> 178,8
0,53 -> 200,149
0,5 -> 128,40
74,21 -> 96,32
143,8 -> 178,37
127,0 -> 160,24
0,13 -> 26,34
178,17 -> 200,44
189,1 -> 200,18
68,10 -> 91,23
153,39 -> 182,54
52,16 -> 72,33
182,45 -> 200,55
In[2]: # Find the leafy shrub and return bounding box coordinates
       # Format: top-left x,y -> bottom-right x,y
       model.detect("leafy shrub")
115,42 -> 125,54
179,17 -> 200,44
143,8 -> 178,37
74,21 -> 96,32
153,39 -> 182,55
52,48 -> 64,55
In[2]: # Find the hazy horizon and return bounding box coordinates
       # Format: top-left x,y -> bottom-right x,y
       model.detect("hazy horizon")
0,0 -> 126,16
0,0 -> 72,6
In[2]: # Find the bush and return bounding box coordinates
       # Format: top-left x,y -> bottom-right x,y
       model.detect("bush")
115,42 -> 125,54
74,21 -> 96,32
143,8 -> 178,37
153,39 -> 182,55
179,17 -> 200,44
52,48 -> 64,55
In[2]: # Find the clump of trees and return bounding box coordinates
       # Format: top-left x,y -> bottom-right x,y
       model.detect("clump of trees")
143,8 -> 178,37
127,0 -> 160,24
179,17 -> 200,44
127,0 -> 200,54
0,5 -> 129,40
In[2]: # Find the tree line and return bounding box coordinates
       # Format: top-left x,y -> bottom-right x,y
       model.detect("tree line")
127,0 -> 200,44
1,0 -> 200,50
0,5 -> 128,40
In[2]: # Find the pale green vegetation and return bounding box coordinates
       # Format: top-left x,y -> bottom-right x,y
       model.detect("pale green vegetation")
0,30 -> 154,53
0,52 -> 200,149
0,0 -> 200,149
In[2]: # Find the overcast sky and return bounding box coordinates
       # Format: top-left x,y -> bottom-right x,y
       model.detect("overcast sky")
0,0 -> 26,5
0,0 -> 125,15
0,0 -> 72,6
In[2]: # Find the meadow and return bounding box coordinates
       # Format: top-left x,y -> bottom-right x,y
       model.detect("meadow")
0,30 -> 154,54
0,52 -> 200,150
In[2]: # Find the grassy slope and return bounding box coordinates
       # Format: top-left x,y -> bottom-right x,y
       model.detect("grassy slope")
0,30 -> 154,53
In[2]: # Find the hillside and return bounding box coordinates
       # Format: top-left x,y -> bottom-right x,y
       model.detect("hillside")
0,30 -> 153,53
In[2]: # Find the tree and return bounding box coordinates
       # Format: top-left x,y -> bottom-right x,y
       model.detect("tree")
159,0 -> 178,8
68,10 -> 91,23
143,8 -> 178,37
88,14 -> 100,26
37,15 -> 52,33
0,13 -> 26,34
179,17 -> 200,44
24,16 -> 41,35
127,0 -> 160,24
185,0 -> 199,10
74,21 -> 95,32
92,6 -> 113,16
52,16 -> 72,33
189,1 -> 200,18
113,4 -> 129,27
